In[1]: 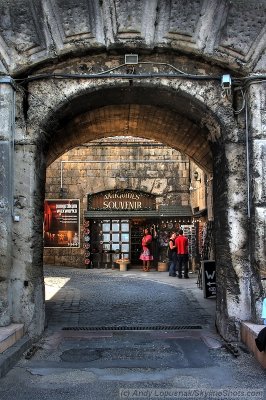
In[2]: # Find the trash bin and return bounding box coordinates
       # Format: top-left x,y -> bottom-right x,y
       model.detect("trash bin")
157,262 -> 168,272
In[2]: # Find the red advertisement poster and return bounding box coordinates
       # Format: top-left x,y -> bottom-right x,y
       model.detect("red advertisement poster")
44,199 -> 80,248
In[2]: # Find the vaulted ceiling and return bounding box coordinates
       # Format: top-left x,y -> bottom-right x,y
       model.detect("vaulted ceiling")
46,104 -> 212,172
0,0 -> 265,76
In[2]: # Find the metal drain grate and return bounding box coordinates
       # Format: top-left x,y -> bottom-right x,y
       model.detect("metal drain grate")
62,325 -> 202,331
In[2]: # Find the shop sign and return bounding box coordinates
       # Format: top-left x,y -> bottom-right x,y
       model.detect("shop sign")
202,260 -> 216,298
88,190 -> 156,211
44,199 -> 80,248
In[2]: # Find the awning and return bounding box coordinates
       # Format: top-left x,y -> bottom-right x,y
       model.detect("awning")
84,210 -> 159,218
84,205 -> 192,219
158,205 -> 192,217
192,208 -> 207,217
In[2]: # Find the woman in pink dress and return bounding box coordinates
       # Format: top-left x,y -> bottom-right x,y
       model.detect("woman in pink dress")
139,228 -> 153,271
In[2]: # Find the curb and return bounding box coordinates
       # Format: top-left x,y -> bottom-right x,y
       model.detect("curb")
0,335 -> 32,378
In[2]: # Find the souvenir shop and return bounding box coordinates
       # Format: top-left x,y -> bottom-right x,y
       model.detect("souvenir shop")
83,189 -> 196,269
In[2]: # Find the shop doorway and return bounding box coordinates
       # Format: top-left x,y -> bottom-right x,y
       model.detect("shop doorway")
88,218 -> 159,269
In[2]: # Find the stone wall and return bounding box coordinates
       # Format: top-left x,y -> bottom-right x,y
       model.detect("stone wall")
26,62 -> 263,340
0,80 -> 14,326
44,137 -> 192,267
0,0 -> 265,341
0,0 -> 265,75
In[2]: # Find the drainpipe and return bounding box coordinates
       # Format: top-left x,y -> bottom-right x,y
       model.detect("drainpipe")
10,81 -> 16,220
245,99 -> 251,220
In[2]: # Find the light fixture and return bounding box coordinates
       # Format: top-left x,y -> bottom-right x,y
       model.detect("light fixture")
221,74 -> 231,89
221,74 -> 232,96
125,54 -> 139,65
193,171 -> 201,182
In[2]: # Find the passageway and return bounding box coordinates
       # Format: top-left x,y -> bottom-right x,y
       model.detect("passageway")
1,267 -> 265,400
0,0 -> 265,371
45,266 -> 213,329
38,77 -> 247,342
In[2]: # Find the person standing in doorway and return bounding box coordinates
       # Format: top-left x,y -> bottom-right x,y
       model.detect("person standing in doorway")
168,231 -> 177,277
139,228 -> 153,272
175,229 -> 189,278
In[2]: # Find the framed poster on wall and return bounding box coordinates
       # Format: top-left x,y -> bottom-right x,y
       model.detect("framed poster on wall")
44,199 -> 80,248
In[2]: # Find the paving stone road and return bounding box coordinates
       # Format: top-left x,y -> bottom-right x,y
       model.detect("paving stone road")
0,266 -> 265,400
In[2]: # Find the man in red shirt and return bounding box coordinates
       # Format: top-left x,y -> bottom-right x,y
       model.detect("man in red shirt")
175,229 -> 189,278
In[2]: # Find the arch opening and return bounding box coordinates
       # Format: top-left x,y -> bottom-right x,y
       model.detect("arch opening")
41,82 -> 218,328
11,75 -> 259,342
44,134 -> 211,327
38,81 -> 227,334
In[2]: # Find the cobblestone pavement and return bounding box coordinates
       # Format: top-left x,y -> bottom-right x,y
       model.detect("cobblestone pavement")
0,266 -> 265,400
45,267 -> 213,329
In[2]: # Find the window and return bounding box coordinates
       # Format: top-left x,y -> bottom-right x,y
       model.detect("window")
94,219 -> 130,258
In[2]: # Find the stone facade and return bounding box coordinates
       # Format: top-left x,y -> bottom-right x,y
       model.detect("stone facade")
0,1 -> 265,341
44,137 -> 193,267
0,0 -> 265,76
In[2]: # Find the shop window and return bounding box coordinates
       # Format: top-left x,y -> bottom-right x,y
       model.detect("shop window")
103,233 -> 110,242
112,233 -> 120,242
122,244 -> 129,252
121,233 -> 129,242
103,221 -> 110,231
91,219 -> 130,260
112,221 -> 120,232
112,243 -> 120,251
103,243 -> 110,251
121,221 -> 129,231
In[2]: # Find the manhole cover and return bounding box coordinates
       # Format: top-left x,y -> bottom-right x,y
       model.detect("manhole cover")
60,348 -> 101,362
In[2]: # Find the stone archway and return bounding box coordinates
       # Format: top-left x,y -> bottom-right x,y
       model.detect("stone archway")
1,63 -> 259,341
0,0 -> 264,347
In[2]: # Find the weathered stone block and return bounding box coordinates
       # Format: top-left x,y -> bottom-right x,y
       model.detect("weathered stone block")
253,141 -> 266,205
254,207 -> 266,276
